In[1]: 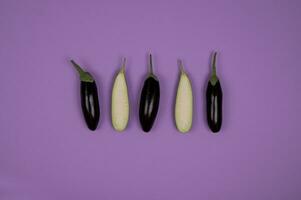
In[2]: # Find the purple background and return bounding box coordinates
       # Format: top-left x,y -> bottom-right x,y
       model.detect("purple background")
0,0 -> 300,199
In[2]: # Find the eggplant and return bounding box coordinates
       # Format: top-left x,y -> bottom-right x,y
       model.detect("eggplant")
70,60 -> 100,131
139,54 -> 160,132
206,52 -> 223,133
111,58 -> 130,131
175,60 -> 193,133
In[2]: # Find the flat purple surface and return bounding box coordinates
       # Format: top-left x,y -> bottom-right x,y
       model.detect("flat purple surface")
0,0 -> 300,199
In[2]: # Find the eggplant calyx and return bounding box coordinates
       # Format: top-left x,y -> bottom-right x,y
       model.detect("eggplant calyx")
147,53 -> 159,80
148,73 -> 159,81
210,75 -> 218,86
70,60 -> 94,82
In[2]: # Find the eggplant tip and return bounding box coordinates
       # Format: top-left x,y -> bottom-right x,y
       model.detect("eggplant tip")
210,127 -> 221,133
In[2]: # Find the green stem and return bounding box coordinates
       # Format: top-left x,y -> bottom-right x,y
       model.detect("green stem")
212,52 -> 217,76
178,59 -> 185,74
71,60 -> 86,75
149,53 -> 154,75
209,52 -> 218,85
70,60 -> 94,82
121,57 -> 126,73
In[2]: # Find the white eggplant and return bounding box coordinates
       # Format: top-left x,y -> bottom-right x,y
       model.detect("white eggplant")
175,60 -> 193,133
111,58 -> 129,131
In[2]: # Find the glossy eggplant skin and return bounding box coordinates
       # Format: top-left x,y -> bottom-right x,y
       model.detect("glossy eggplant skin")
81,81 -> 100,131
139,76 -> 160,132
206,80 -> 222,133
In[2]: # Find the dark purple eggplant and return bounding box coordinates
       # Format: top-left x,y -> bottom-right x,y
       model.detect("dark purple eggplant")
206,52 -> 223,133
71,60 -> 100,131
139,54 -> 160,132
